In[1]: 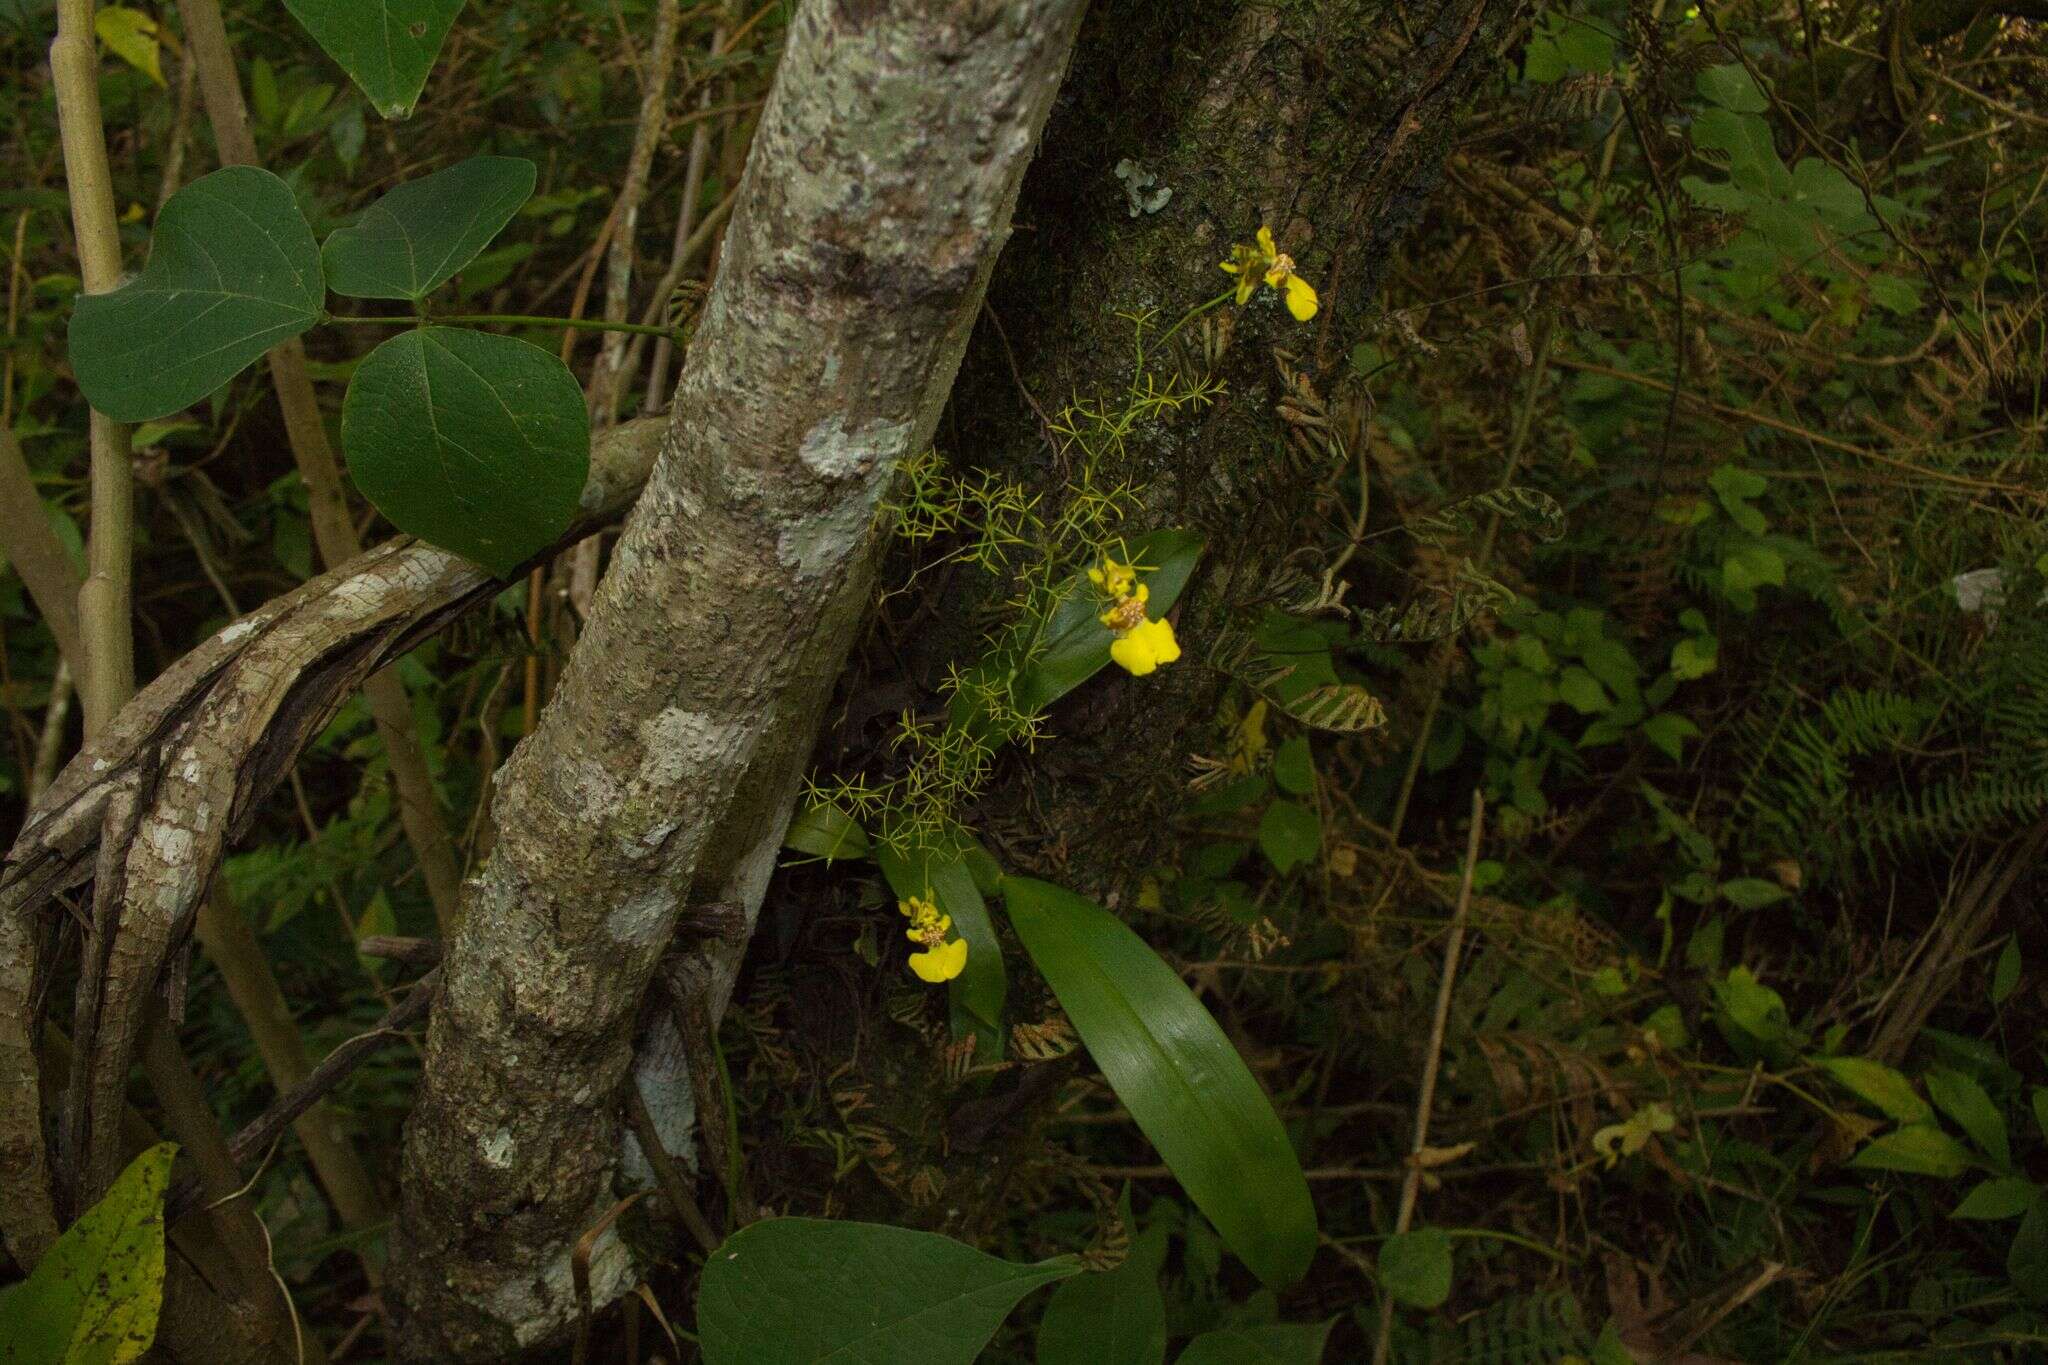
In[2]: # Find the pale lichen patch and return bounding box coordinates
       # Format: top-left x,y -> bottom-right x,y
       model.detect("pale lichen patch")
796,413 -> 912,482
603,887 -> 678,948
479,1128 -> 516,1168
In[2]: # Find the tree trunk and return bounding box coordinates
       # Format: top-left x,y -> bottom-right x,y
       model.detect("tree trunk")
388,1 -> 1088,1357
674,0 -> 1522,1243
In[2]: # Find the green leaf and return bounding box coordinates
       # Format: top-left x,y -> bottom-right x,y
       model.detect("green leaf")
1713,966 -> 1791,1062
282,0 -> 466,120
1992,937 -> 2021,1005
340,326 -> 589,576
878,845 -> 1005,1057
1849,1124 -> 1975,1178
70,168 -> 324,422
1379,1227 -> 1452,1309
783,801 -> 871,863
1812,1056 -> 1933,1125
1953,1177 -> 2041,1221
1640,713 -> 1700,762
1257,800 -> 1321,875
1669,633 -> 1718,681
1926,1068 -> 2011,1170
323,156 -> 536,300
1556,666 -> 1609,715
0,1142 -> 176,1365
1272,737 -> 1315,796
696,1218 -> 1079,1365
1000,877 -> 1317,1287
1866,273 -> 1921,315
1036,1202 -> 1168,1365
1591,1322 -> 1636,1365
2012,1196 -> 2048,1301
1719,877 -> 1788,909
1175,1320 -> 1334,1365
94,7 -> 164,85
1698,63 -> 1769,113
1708,465 -> 1768,533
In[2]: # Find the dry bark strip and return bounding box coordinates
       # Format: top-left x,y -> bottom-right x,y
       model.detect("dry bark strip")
389,1 -> 1088,1356
0,417 -> 662,1270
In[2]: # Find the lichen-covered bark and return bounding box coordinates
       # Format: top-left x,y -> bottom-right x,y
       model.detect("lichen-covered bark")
388,2 -> 1087,1357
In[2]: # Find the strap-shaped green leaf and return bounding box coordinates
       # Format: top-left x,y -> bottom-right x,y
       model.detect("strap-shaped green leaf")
784,801 -> 872,862
1000,876 -> 1317,1287
323,156 -> 535,301
878,844 -> 1006,1058
282,0 -> 466,120
0,1142 -> 177,1364
340,326 -> 588,576
696,1218 -> 1079,1365
69,167 -> 323,422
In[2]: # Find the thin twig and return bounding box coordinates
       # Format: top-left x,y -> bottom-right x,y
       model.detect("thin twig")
642,19 -> 729,412
623,1079 -> 722,1254
1373,790 -> 1485,1365
164,971 -> 440,1222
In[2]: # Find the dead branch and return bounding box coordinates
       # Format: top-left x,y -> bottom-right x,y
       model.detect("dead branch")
0,416 -> 662,1266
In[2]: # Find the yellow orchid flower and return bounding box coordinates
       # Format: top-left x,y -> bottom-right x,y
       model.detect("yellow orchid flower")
909,937 -> 968,983
1091,555 -> 1182,678
1110,616 -> 1181,676
1219,225 -> 1319,321
899,896 -> 968,984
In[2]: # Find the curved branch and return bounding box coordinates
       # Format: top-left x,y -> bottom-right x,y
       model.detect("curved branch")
0,416 -> 662,1267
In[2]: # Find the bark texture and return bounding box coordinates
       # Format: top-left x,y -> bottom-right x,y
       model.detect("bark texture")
389,1 -> 1088,1357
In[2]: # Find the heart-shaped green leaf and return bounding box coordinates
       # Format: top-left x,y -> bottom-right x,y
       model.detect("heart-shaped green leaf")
1000,876 -> 1317,1288
1175,1320 -> 1334,1365
70,167 -> 323,422
1379,1226 -> 1453,1308
323,156 -> 535,301
282,0 -> 465,120
0,1142 -> 176,1364
1036,1199 -> 1169,1365
696,1218 -> 1079,1365
341,326 -> 588,576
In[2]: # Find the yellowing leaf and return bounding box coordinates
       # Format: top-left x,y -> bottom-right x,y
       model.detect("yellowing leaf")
95,7 -> 165,86
0,1142 -> 177,1364
1812,1055 -> 1933,1126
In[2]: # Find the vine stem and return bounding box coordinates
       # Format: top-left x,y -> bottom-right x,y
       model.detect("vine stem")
50,0 -> 133,736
